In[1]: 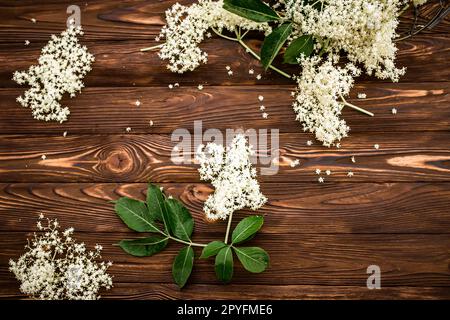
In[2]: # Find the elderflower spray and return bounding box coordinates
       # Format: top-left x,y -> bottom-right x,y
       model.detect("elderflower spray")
13,26 -> 94,123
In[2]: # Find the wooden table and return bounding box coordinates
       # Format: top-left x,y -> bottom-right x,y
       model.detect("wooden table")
0,1 -> 449,300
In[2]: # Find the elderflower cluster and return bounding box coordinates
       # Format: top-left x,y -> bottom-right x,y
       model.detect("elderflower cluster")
293,56 -> 361,147
13,26 -> 94,123
285,0 -> 406,81
9,215 -> 112,300
196,134 -> 267,221
158,0 -> 271,73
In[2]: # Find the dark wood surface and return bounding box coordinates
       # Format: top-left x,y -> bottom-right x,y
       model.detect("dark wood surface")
0,1 -> 449,300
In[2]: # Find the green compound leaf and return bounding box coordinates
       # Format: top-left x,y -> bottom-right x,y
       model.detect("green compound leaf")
261,23 -> 293,70
232,215 -> 264,245
200,241 -> 227,259
234,246 -> 269,273
165,198 -> 194,242
119,236 -> 168,257
172,246 -> 195,288
114,197 -> 159,233
146,183 -> 167,222
283,35 -> 314,64
215,246 -> 234,283
223,0 -> 280,22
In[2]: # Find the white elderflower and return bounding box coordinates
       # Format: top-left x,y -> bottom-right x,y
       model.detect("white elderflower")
135,100 -> 141,107
228,70 -> 233,76
13,26 -> 94,123
347,171 -> 354,177
374,144 -> 380,149
258,95 -> 264,102
357,93 -> 367,99
249,69 -> 254,75
9,215 -> 112,300
259,105 -> 265,111
286,0 -> 406,81
318,177 -> 325,183
256,74 -> 262,80
196,134 -> 267,221
262,112 -> 268,119
198,84 -> 204,90
290,159 -> 300,168
392,107 -> 397,114
158,0 -> 271,73
293,56 -> 360,147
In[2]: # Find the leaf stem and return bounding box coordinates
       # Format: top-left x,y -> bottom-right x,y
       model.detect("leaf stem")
140,43 -> 164,52
166,234 -> 207,248
224,211 -> 234,245
340,95 -> 374,117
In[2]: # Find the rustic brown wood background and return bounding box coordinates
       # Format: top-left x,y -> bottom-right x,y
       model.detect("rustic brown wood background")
0,0 -> 449,300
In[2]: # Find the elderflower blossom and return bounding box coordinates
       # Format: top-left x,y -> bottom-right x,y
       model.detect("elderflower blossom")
285,0 -> 406,81
13,26 -> 94,123
293,56 -> 360,147
196,134 -> 267,221
9,215 -> 112,300
158,0 -> 271,73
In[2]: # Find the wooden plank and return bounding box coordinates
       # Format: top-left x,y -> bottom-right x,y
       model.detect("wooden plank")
1,132 -> 449,183
1,232 -> 449,286
1,283 -> 449,300
0,84 -> 448,134
1,182 -> 450,234
1,35 -> 449,86
0,0 -> 447,42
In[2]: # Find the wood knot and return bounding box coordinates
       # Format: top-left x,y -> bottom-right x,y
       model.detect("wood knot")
103,149 -> 133,174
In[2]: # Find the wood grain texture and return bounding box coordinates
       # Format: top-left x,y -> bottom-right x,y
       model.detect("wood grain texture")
1,183 -> 450,234
1,35 -> 449,87
1,232 -> 449,286
0,0 -> 449,300
0,0 -> 447,42
0,84 -> 448,134
1,283 -> 450,300
1,133 -> 449,183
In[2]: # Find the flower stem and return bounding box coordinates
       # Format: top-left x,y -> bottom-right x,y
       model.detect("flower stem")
237,38 -> 292,79
211,27 -> 239,42
212,27 -> 292,79
224,211 -> 234,244
140,44 -> 164,52
340,95 -> 374,117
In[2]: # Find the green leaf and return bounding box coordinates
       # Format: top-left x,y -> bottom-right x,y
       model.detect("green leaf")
233,246 -> 269,273
146,183 -> 166,221
261,23 -> 293,70
172,246 -> 194,288
215,246 -> 234,283
223,0 -> 279,22
119,236 -> 168,257
232,215 -> 264,244
200,241 -> 227,259
283,35 -> 314,64
114,197 -> 159,233
165,198 -> 194,242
